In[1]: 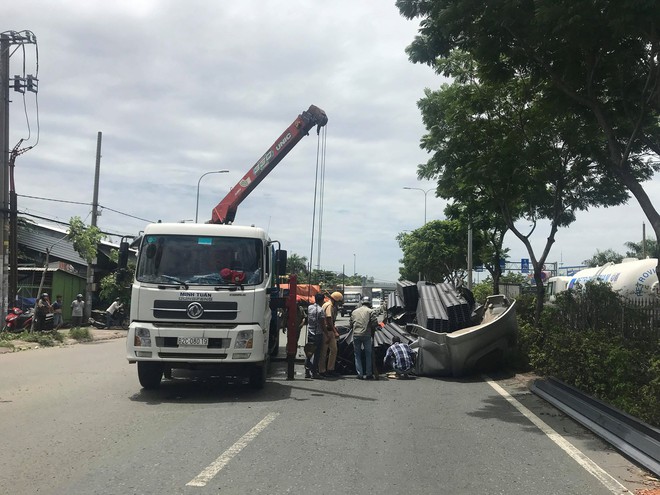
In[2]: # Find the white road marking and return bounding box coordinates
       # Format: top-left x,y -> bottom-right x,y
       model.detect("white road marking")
186,412 -> 279,487
485,377 -> 629,495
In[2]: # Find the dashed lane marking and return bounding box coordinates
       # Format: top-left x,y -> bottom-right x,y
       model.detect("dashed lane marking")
186,412 -> 279,488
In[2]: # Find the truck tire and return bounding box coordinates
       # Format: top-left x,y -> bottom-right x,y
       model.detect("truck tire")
137,362 -> 163,389
249,362 -> 267,389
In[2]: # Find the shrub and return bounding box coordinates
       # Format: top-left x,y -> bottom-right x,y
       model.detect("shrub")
68,327 -> 92,341
525,281 -> 660,426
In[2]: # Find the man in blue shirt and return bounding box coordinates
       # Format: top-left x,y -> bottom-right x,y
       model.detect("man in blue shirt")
383,336 -> 416,379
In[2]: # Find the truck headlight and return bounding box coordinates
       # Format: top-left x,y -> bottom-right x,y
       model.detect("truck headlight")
234,330 -> 253,349
134,327 -> 151,347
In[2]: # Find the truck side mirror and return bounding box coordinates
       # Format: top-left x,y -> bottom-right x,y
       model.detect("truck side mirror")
275,249 -> 287,276
118,240 -> 129,269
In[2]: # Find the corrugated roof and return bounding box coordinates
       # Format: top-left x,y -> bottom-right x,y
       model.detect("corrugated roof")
18,223 -> 120,261
18,226 -> 87,265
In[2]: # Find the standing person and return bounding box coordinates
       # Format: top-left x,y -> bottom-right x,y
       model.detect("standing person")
35,293 -> 52,331
305,293 -> 326,379
383,336 -> 416,379
319,291 -> 342,377
71,294 -> 85,330
52,295 -> 63,330
105,298 -> 123,328
349,296 -> 379,380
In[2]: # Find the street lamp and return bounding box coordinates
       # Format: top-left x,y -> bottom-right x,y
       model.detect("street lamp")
403,187 -> 435,224
195,170 -> 229,222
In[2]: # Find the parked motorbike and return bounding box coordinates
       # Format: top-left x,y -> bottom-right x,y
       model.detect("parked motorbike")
4,307 -> 54,332
88,307 -> 129,330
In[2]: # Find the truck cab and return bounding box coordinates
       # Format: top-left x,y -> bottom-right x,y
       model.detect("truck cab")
125,222 -> 280,389
341,291 -> 362,316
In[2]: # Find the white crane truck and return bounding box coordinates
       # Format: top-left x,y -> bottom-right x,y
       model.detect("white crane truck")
120,105 -> 328,389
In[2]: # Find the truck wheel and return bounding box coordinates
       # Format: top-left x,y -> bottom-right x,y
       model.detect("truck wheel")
249,362 -> 267,389
137,362 -> 163,389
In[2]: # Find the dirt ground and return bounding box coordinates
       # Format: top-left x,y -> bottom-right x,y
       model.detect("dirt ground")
0,328 -> 127,354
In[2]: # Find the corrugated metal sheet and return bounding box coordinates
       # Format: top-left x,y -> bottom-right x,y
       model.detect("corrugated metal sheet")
416,282 -> 450,332
17,223 -> 122,267
18,227 -> 86,265
396,280 -> 418,312
437,282 -> 471,331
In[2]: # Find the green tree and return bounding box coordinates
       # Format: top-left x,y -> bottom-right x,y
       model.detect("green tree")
624,239 -> 659,259
583,249 -> 624,267
413,51 -> 628,320
397,0 -> 660,284
99,263 -> 134,307
444,202 -> 508,295
286,253 -> 309,280
68,217 -> 104,264
397,219 -> 478,284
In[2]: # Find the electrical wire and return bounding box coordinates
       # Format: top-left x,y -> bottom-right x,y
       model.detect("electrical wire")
17,194 -> 155,223
17,210 -> 129,238
316,125 -> 327,270
18,193 -> 90,206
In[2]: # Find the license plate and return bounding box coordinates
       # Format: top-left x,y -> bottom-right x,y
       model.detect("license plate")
177,337 -> 208,346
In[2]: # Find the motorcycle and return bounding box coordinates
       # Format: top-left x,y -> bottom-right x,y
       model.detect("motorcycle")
88,307 -> 129,330
4,307 -> 54,332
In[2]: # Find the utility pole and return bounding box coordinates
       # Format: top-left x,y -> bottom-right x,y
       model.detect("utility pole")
0,35 -> 10,318
85,132 -> 102,321
0,30 -> 38,317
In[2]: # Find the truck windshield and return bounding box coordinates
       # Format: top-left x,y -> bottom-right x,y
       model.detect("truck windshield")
136,235 -> 263,286
345,293 -> 361,303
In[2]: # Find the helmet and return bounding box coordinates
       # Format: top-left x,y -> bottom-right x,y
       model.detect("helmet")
330,291 -> 343,302
42,293 -> 48,298
76,294 -> 83,298
362,296 -> 371,304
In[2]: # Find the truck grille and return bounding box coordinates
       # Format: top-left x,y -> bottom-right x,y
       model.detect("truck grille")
152,300 -> 238,321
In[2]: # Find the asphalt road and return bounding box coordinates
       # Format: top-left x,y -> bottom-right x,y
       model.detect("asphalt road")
0,326 -> 656,495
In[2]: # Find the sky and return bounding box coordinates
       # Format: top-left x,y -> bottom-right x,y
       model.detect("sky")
5,1 -> 659,284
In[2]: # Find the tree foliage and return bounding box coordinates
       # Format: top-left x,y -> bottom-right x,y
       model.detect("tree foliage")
583,249 -> 624,267
397,219 -> 480,284
414,51 -> 628,319
287,253 -> 309,280
286,253 -> 371,288
397,0 -> 660,281
68,217 -> 104,264
99,263 -> 134,307
625,239 -> 659,259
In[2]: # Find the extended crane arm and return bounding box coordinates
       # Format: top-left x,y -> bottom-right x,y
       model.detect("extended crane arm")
211,105 -> 328,224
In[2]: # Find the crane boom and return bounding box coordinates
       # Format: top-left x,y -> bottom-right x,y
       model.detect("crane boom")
211,105 -> 328,224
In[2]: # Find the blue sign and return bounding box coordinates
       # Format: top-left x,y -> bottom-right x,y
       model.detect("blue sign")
521,258 -> 530,274
499,259 -> 506,270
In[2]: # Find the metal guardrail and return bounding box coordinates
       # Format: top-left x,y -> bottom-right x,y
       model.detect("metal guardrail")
530,377 -> 660,477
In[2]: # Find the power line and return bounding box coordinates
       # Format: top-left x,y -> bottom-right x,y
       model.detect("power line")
17,210 -> 132,238
17,193 -> 154,223
18,193 -> 90,206
97,204 -> 153,223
